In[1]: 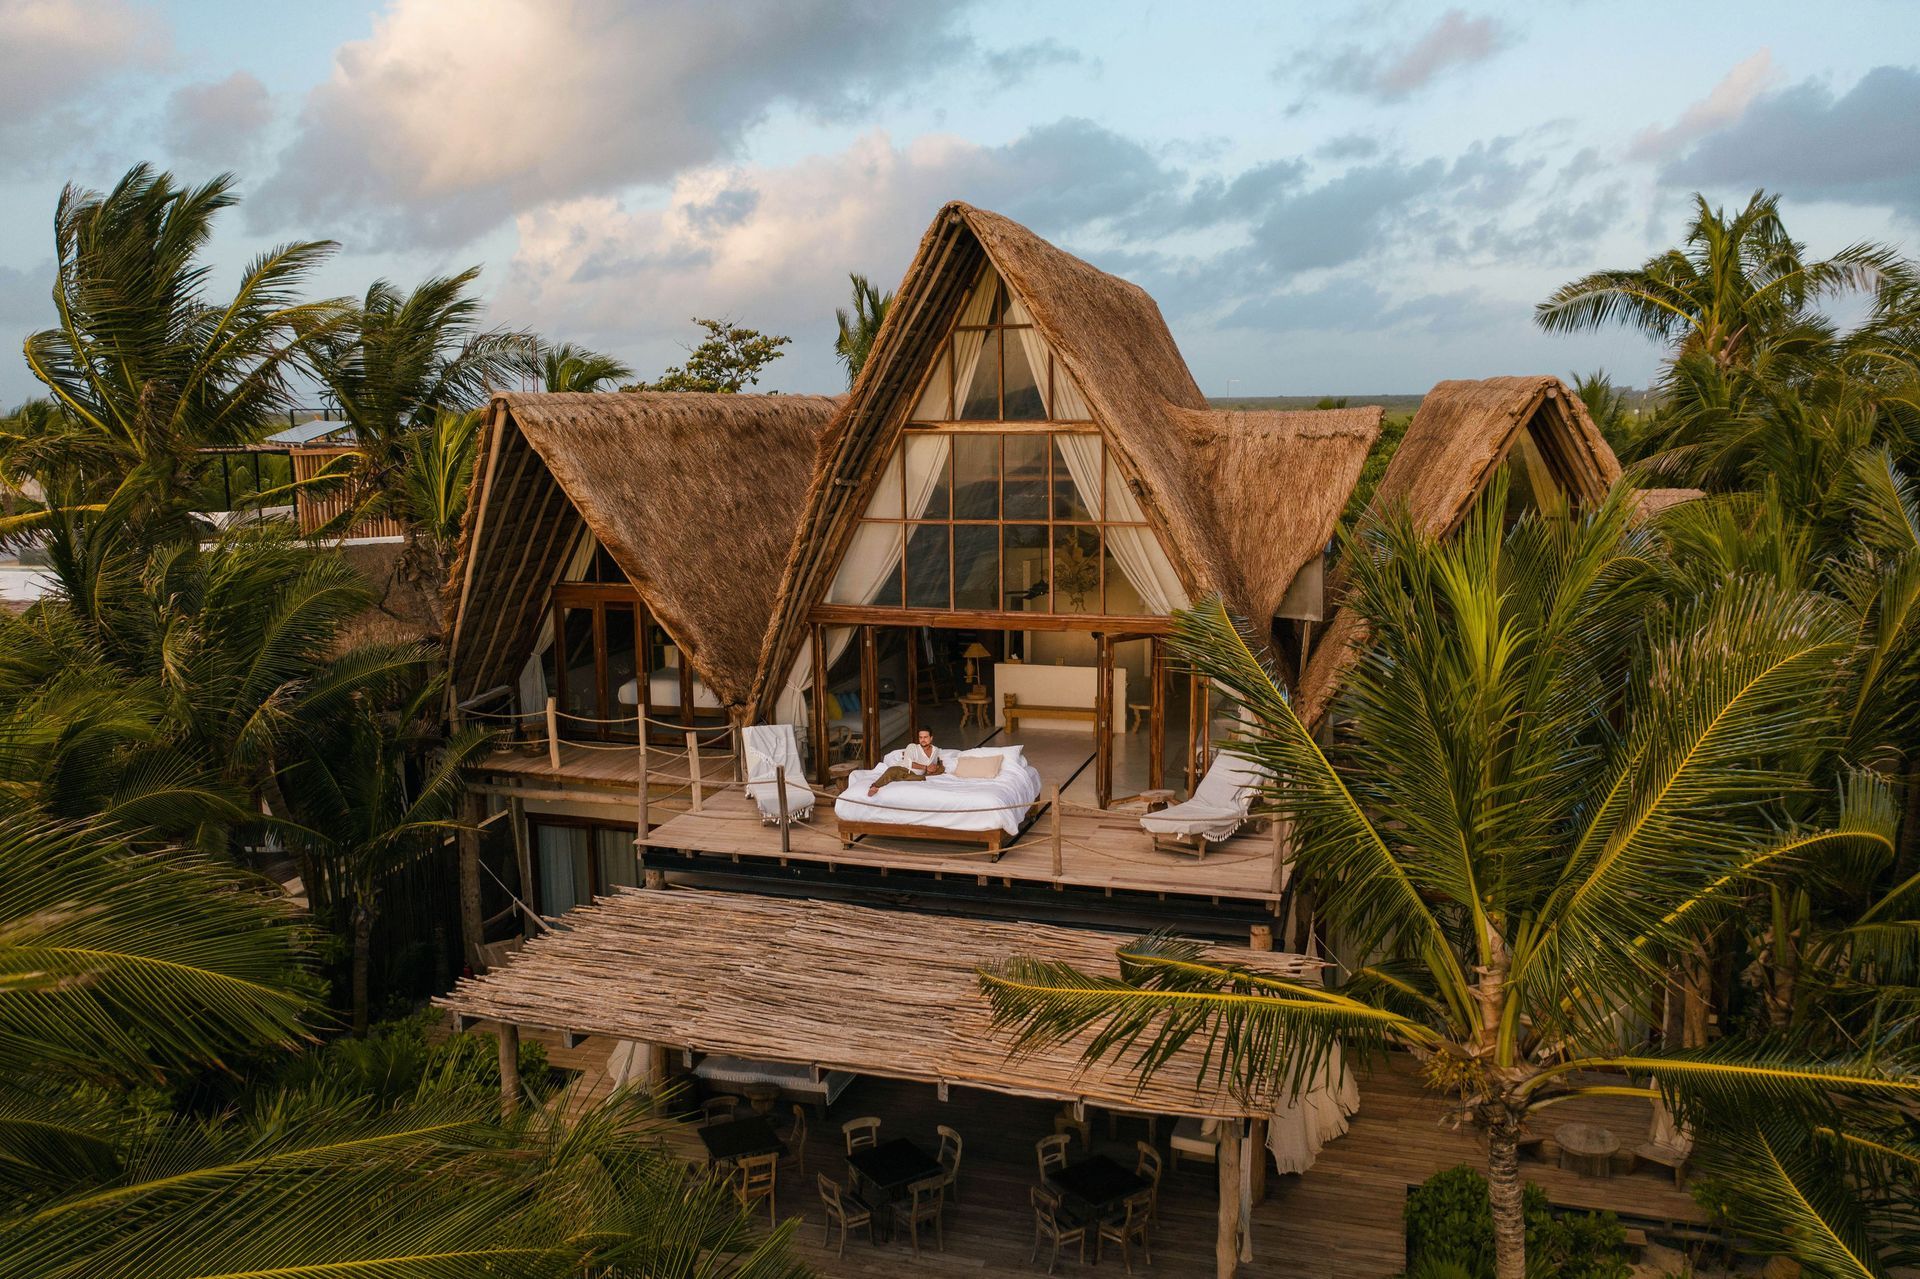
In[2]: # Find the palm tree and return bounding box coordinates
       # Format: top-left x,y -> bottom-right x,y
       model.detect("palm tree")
0,813 -> 809,1278
537,340 -> 633,392
9,165 -> 340,537
834,273 -> 892,384
981,490 -> 1920,1279
278,673 -> 494,1034
308,269 -> 532,631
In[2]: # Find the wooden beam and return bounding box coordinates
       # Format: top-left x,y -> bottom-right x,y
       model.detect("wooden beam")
809,602 -> 1174,633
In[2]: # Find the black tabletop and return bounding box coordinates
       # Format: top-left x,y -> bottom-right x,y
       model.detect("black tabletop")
1049,1154 -> 1150,1212
846,1137 -> 944,1195
699,1115 -> 785,1161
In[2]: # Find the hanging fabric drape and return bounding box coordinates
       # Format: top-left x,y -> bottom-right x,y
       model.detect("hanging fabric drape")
1052,435 -> 1189,615
1005,295 -> 1054,417
947,265 -> 1000,417
516,528 -> 599,714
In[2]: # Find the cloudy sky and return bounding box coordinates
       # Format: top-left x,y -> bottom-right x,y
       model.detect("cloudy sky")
0,0 -> 1915,406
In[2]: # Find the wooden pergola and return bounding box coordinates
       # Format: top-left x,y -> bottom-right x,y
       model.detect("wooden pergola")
437,887 -> 1330,1277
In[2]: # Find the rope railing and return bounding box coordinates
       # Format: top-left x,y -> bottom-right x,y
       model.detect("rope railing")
463,702 -> 736,734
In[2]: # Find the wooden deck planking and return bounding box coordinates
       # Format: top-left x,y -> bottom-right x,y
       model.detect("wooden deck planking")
495,1026 -> 1710,1279
640,787 -> 1285,904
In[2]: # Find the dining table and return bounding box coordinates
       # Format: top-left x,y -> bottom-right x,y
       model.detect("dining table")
846,1137 -> 944,1241
698,1115 -> 786,1164
1047,1153 -> 1151,1222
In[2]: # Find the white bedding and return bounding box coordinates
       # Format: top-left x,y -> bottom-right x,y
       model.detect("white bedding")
833,747 -> 1044,836
616,672 -> 722,711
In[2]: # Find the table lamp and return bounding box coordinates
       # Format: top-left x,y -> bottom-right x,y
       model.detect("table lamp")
962,642 -> 991,696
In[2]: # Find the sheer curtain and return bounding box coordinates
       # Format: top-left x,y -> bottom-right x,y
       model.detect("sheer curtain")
1053,436 -> 1189,615
516,529 -> 599,714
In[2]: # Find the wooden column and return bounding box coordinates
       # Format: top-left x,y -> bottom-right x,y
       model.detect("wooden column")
544,697 -> 560,769
496,1022 -> 522,1118
508,795 -> 532,937
1094,633 -> 1114,806
686,730 -> 704,813
456,793 -> 484,971
1148,638 -> 1166,791
1247,926 -> 1273,1205
1216,1125 -> 1243,1279
811,625 -> 830,786
1049,783 -> 1063,879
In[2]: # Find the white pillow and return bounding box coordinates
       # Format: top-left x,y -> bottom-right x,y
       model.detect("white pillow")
880,748 -> 907,768
937,747 -> 961,769
952,753 -> 1004,780
969,744 -> 1027,764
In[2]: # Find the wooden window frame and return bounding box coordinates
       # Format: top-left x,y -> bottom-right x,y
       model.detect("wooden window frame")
526,815 -> 641,916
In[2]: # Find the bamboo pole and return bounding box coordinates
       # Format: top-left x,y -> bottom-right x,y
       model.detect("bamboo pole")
776,766 -> 790,854
497,1022 -> 522,1118
1049,784 -> 1062,879
1216,1126 -> 1242,1278
687,730 -> 704,813
545,697 -> 560,770
457,793 -> 484,971
637,735 -> 650,836
1270,816 -> 1291,898
1247,926 -> 1272,1205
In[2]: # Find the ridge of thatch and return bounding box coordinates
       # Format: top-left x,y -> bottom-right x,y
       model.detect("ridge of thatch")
748,202 -> 1379,718
1628,486 -> 1705,521
437,887 -> 1320,1118
445,391 -> 839,711
1292,375 -> 1624,724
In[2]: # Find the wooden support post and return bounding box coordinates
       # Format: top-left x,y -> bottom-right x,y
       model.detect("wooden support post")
686,729 -> 704,812
1216,1125 -> 1243,1279
637,735 -> 650,836
776,765 -> 790,854
1049,784 -> 1063,879
1247,926 -> 1272,1205
457,793 -> 485,971
1270,817 -> 1291,899
544,697 -> 560,770
497,1022 -> 522,1118
508,794 -> 531,938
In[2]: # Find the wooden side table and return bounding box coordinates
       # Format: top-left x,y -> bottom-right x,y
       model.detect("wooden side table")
1126,701 -> 1150,731
828,762 -> 860,794
1139,788 -> 1177,813
1555,1123 -> 1619,1178
957,691 -> 992,729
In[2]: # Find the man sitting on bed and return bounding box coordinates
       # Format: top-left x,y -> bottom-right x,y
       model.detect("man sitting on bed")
866,727 -> 946,795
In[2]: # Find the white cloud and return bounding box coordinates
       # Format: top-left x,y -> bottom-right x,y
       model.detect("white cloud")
0,0 -> 164,123
1277,9 -> 1509,105
165,71 -> 272,167
1629,50 -> 1780,160
257,0 -> 984,246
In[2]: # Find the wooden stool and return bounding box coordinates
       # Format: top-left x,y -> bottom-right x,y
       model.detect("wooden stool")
1126,701 -> 1150,731
828,762 -> 860,794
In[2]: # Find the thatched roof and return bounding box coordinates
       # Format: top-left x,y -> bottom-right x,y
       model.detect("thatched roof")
436,887 -> 1323,1118
749,202 -> 1380,716
1629,486 -> 1706,521
446,392 -> 839,710
1294,376 -> 1623,723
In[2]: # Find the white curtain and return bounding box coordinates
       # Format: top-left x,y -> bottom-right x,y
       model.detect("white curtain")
1264,1045 -> 1361,1175
1053,435 -> 1189,615
1006,295 -> 1054,417
949,266 -> 1000,417
516,529 -> 599,714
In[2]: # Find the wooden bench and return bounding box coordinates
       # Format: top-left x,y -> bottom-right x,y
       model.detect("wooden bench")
1003,692 -> 1097,733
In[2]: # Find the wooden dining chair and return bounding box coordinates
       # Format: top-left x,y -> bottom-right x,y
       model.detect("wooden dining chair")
935,1124 -> 963,1204
841,1115 -> 881,1154
785,1104 -> 808,1177
1096,1188 -> 1155,1273
892,1175 -> 946,1258
731,1151 -> 778,1225
1134,1141 -> 1164,1215
816,1173 -> 874,1257
1030,1184 -> 1087,1276
699,1094 -> 741,1126
1035,1132 -> 1072,1181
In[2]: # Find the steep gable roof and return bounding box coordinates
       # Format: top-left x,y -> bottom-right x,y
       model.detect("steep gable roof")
749,202 -> 1379,717
446,391 -> 839,711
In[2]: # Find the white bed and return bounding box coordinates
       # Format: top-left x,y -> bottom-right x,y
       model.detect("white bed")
616,671 -> 722,711
833,746 -> 1044,854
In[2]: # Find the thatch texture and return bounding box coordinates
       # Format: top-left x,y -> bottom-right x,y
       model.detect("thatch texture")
445,392 -> 838,710
437,887 -> 1321,1117
749,203 -> 1380,716
1293,376 -> 1625,723
1629,486 -> 1705,521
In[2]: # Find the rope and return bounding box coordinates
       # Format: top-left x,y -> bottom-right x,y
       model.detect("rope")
479,859 -> 557,935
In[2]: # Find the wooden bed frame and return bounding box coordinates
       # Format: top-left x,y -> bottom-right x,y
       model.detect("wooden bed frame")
836,798 -> 1046,861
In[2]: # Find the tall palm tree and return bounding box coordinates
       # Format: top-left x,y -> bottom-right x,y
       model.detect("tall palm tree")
537,340 -> 633,392
834,273 -> 892,384
278,673 -> 494,1034
981,491 -> 1920,1279
308,269 -> 532,631
9,165 -> 340,537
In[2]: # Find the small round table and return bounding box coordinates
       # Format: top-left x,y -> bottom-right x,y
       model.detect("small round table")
1139,788 -> 1177,813
1126,701 -> 1151,731
957,691 -> 992,729
740,1082 -> 781,1116
1555,1123 -> 1619,1178
828,761 -> 860,793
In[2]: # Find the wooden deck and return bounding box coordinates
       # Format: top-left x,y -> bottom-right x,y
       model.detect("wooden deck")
511,1027 -> 1712,1278
639,787 -> 1287,905
476,739 -> 737,797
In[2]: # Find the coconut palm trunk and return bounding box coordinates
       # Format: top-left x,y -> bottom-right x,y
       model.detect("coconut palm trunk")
350,896 -> 374,1037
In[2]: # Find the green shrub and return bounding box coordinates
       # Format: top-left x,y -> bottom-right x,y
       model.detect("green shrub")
1403,1164 -> 1630,1279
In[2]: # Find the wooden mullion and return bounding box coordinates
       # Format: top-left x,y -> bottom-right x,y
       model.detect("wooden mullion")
809,603 -> 1171,633
811,622 -> 830,784
1149,637 -> 1166,791
860,626 -> 879,767
590,601 -> 609,741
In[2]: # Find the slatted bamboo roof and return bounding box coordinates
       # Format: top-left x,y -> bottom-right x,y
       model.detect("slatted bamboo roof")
436,888 -> 1322,1119
445,392 -> 839,709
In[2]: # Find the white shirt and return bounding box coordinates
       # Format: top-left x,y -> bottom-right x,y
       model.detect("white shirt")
904,742 -> 939,773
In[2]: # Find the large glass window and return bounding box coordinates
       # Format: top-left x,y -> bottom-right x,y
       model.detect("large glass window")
532,821 -> 641,916
905,265 -> 1090,425
829,431 -> 1182,617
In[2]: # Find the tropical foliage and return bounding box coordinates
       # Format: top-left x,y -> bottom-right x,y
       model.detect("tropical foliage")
629,317 -> 791,392
833,272 -> 892,383
981,488 -> 1920,1279
538,339 -> 634,392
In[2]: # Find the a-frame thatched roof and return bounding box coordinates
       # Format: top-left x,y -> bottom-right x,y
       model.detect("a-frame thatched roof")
749,202 -> 1380,716
1293,375 -> 1623,723
445,391 -> 839,712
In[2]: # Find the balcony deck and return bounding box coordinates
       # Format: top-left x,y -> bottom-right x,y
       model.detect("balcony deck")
640,787 -> 1286,905
475,739 -> 736,799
